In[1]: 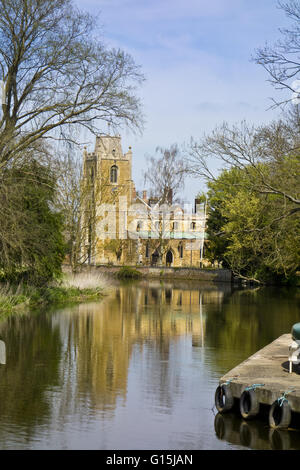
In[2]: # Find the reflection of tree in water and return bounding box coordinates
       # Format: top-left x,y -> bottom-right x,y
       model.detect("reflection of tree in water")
0,312 -> 61,443
204,287 -> 300,374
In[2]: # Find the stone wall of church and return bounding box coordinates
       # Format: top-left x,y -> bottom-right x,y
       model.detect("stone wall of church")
95,238 -> 208,269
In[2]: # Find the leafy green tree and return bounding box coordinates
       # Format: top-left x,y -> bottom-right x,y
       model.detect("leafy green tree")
205,164 -> 300,283
204,167 -> 249,269
0,157 -> 66,285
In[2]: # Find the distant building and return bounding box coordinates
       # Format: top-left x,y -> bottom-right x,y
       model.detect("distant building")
80,135 -> 208,267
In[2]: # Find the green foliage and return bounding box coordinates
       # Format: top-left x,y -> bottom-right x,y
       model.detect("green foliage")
28,286 -> 103,307
0,282 -> 104,316
205,167 -> 244,268
104,239 -> 126,261
195,192 -> 207,204
116,266 -> 143,279
205,163 -> 300,284
0,159 -> 66,286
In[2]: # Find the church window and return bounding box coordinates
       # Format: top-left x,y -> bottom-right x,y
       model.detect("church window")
178,242 -> 183,259
110,165 -> 118,183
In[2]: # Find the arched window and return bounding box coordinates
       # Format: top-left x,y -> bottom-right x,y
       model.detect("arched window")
146,241 -> 150,258
110,165 -> 118,183
178,242 -> 183,259
89,166 -> 95,183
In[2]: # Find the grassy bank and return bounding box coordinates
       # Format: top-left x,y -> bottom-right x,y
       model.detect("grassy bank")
0,272 -> 108,317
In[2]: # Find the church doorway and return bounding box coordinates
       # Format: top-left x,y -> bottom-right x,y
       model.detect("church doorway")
151,250 -> 159,266
166,250 -> 173,267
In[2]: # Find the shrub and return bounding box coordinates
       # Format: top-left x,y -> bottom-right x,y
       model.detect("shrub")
116,266 -> 142,280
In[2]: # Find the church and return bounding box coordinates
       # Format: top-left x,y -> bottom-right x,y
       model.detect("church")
80,134 -> 208,268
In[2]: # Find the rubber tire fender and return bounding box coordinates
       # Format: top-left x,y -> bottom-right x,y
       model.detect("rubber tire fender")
215,384 -> 234,413
269,400 -> 291,429
239,389 -> 260,419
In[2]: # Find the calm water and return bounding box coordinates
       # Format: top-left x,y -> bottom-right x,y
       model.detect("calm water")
0,280 -> 299,450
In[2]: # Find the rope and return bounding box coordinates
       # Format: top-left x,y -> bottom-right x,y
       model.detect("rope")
220,375 -> 239,387
220,378 -> 234,387
277,389 -> 296,407
245,383 -> 265,392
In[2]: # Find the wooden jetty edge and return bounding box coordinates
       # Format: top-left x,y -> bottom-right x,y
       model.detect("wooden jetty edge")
217,334 -> 300,428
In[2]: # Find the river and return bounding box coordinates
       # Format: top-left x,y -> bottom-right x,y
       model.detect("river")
0,280 -> 299,450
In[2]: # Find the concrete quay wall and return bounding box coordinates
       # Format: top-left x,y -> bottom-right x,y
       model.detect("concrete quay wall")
219,334 -> 300,413
90,265 -> 232,282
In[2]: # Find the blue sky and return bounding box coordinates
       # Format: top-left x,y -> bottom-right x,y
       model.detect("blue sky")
75,0 -> 290,201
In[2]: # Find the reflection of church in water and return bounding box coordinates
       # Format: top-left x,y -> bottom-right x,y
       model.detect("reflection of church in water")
75,283 -> 223,409
81,135 -> 208,267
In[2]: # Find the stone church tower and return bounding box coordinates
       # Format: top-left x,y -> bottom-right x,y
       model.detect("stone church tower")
83,134 -> 134,202
81,134 -> 137,264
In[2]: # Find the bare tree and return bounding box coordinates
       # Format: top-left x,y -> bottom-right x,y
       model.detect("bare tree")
143,144 -> 187,204
186,117 -> 300,217
254,0 -> 300,108
142,144 -> 188,265
0,0 -> 144,169
53,147 -> 83,271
